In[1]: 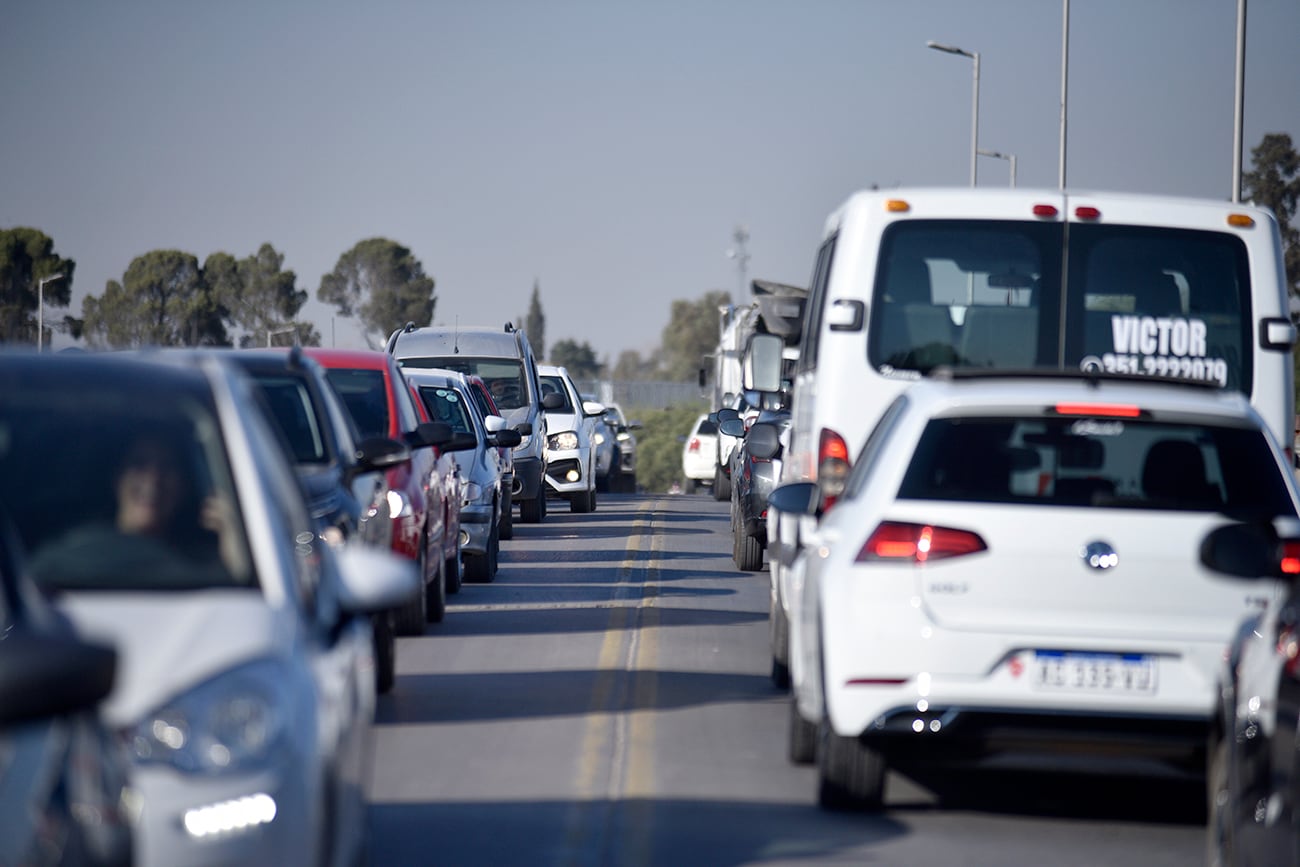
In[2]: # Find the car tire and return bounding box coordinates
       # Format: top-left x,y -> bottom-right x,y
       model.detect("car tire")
466,519 -> 499,582
374,611 -> 396,695
426,554 -> 446,624
736,528 -> 763,572
571,486 -> 594,513
499,493 -> 514,540
520,487 -> 544,523
788,697 -> 816,764
1206,733 -> 1235,867
817,718 -> 886,811
590,486 -> 597,512
392,547 -> 428,636
770,595 -> 791,690
713,465 -> 730,501
446,551 -> 462,595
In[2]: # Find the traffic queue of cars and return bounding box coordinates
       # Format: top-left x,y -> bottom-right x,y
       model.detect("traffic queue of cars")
717,186 -> 1300,864
0,321 -> 618,866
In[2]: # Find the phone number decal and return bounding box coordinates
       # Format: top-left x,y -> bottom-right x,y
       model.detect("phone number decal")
1082,354 -> 1228,386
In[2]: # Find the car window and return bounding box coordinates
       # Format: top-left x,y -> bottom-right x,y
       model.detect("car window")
250,375 -> 327,464
540,375 -> 575,412
325,368 -> 390,438
697,418 -> 718,436
403,357 -> 528,411
0,389 -> 255,592
418,386 -> 474,435
897,415 -> 1295,515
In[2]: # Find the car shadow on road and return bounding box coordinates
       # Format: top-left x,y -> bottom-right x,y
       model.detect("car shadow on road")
367,797 -> 907,867
429,602 -> 766,636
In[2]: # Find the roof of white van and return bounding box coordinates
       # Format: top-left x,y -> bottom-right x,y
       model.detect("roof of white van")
823,186 -> 1275,238
391,325 -> 527,360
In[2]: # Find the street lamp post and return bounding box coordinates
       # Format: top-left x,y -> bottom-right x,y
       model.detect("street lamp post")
978,149 -> 1018,187
36,273 -> 64,352
927,40 -> 980,187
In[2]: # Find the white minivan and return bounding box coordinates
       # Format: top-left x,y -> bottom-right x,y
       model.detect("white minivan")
767,186 -> 1297,684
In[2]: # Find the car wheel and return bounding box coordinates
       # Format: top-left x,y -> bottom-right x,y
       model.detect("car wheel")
571,486 -> 593,513
374,611 -> 396,695
392,546 -> 428,636
817,717 -> 886,811
520,488 -> 543,523
788,697 -> 816,764
498,493 -> 513,540
446,551 -> 462,595
713,465 -> 730,501
590,486 -> 597,512
486,517 -> 500,578
1206,732 -> 1235,867
737,528 -> 763,572
426,553 -> 446,624
770,595 -> 791,690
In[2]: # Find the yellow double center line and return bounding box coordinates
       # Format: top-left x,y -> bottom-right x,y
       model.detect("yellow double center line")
564,500 -> 662,866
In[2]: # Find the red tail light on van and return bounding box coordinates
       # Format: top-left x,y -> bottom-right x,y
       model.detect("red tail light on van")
818,428 -> 851,508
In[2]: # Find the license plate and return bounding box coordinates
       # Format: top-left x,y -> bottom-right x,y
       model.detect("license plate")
1032,651 -> 1157,693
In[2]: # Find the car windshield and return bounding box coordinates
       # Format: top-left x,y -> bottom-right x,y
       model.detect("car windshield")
417,385 -> 474,435
896,415 -> 1295,515
0,388 -> 255,592
540,375 -> 574,412
403,357 -> 528,411
868,220 -> 1251,392
325,368 -> 390,438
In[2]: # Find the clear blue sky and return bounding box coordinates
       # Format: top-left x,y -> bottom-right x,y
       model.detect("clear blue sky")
3,0 -> 1297,362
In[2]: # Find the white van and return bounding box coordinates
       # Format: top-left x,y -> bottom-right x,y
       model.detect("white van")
767,186 -> 1297,682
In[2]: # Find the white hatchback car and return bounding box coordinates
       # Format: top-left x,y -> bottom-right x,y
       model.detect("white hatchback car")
681,413 -> 719,494
770,371 -> 1300,811
539,365 -> 603,512
0,350 -> 419,867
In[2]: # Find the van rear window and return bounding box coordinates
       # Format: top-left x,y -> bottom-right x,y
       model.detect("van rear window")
897,416 -> 1293,515
867,221 -> 1252,393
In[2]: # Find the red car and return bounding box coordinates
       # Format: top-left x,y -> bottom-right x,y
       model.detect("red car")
304,348 -> 461,636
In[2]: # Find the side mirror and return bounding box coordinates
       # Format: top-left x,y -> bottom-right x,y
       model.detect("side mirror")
582,400 -> 606,417
767,482 -> 821,517
443,432 -> 479,452
333,544 -> 420,614
514,422 -> 534,436
718,418 -> 746,438
716,408 -> 740,425
542,392 -> 566,411
743,333 -> 784,393
483,415 -> 506,433
0,631 -> 117,726
746,422 -> 783,461
355,436 -> 411,471
410,421 -> 452,449
493,429 -> 523,448
1199,522 -> 1288,579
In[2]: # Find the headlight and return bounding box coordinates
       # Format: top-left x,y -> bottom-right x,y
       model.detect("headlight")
617,432 -> 631,443
386,489 -> 412,518
548,431 -> 579,451
462,482 -> 484,506
131,659 -> 290,774
594,432 -> 606,445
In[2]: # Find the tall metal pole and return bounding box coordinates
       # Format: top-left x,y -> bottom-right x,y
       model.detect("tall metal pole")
1232,0 -> 1247,202
1059,0 -> 1070,189
970,51 -> 981,187
728,225 -> 751,298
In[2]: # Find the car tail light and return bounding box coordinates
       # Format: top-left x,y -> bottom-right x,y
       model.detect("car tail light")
818,428 -> 851,508
687,436 -> 701,453
1032,204 -> 1059,218
1052,403 -> 1143,418
1075,206 -> 1101,221
856,521 -> 987,564
1281,541 -> 1300,575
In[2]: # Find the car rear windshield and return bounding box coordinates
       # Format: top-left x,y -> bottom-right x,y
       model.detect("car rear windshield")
897,415 -> 1295,515
325,368 -> 389,438
868,220 -> 1252,392
402,357 -> 529,411
697,418 -> 718,435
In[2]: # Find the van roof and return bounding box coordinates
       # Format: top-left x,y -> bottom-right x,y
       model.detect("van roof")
824,186 -> 1276,239
391,326 -> 528,360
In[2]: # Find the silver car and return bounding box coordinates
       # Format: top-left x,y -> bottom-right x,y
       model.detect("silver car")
0,350 -> 418,867
405,368 -> 520,582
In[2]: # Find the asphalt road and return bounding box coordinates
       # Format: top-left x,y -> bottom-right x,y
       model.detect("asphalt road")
365,493 -> 1206,866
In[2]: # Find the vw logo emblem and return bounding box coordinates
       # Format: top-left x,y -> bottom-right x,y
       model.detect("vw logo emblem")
1083,541 -> 1119,570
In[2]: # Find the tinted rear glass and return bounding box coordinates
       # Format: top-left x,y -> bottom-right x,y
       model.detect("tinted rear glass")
402,357 -> 528,411
697,418 -> 718,435
897,416 -> 1294,515
325,368 -> 389,438
250,375 -> 327,464
868,220 -> 1252,393
417,385 -> 474,435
